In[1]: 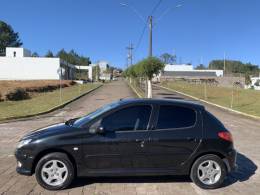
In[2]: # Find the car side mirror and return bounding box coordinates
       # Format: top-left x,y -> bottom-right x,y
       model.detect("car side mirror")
96,126 -> 105,134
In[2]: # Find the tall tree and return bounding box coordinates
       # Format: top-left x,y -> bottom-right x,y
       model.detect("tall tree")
160,53 -> 176,64
45,50 -> 54,57
195,64 -> 207,70
31,52 -> 39,57
0,21 -> 23,56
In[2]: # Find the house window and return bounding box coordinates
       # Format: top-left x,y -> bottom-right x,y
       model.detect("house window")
13,51 -> 16,57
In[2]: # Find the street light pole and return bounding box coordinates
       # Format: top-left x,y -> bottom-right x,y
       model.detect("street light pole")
149,16 -> 153,57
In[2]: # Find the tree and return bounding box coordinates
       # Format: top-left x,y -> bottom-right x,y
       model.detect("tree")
0,21 -> 22,56
92,65 -> 100,81
139,57 -> 164,98
45,50 -> 54,57
31,52 -> 39,57
124,57 -> 164,98
160,53 -> 176,64
245,73 -> 251,86
195,64 -> 207,70
56,49 -> 91,66
209,59 -> 259,75
56,49 -> 68,61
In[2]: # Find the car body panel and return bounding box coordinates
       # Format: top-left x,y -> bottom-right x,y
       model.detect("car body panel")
15,98 -> 237,178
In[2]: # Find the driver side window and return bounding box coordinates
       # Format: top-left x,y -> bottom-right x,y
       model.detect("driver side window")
100,105 -> 151,132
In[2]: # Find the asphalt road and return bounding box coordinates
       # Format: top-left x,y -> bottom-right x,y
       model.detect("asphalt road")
0,80 -> 259,195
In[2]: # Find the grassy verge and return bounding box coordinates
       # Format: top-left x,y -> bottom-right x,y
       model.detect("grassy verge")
127,79 -> 145,98
0,83 -> 101,120
161,81 -> 260,117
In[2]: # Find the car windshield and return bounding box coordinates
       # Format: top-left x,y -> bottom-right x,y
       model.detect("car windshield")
72,101 -> 121,128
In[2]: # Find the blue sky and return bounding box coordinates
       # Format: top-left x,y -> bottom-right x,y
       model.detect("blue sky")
1,0 -> 260,69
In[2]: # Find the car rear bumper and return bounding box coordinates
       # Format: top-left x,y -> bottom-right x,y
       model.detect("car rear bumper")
224,149 -> 237,172
15,149 -> 34,176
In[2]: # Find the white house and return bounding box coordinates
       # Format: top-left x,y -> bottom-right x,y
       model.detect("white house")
0,47 -> 61,80
90,60 -> 111,81
153,64 -> 224,82
0,47 -> 93,81
5,47 -> 31,58
163,64 -> 223,77
164,64 -> 193,71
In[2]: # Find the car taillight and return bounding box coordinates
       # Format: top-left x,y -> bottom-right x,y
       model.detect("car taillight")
218,131 -> 233,142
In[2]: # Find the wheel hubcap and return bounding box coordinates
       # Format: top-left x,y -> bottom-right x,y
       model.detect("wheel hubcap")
41,160 -> 68,186
197,160 -> 221,185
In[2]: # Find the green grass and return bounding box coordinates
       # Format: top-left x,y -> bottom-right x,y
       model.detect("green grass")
128,79 -> 145,98
161,81 -> 260,117
0,83 -> 101,120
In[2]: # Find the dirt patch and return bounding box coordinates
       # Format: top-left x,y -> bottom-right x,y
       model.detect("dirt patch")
0,80 -> 76,101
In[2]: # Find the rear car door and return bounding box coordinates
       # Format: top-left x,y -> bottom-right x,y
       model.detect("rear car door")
148,103 -> 202,170
81,104 -> 153,173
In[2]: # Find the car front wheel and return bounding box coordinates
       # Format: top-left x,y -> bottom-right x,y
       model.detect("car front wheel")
190,154 -> 227,189
35,152 -> 74,190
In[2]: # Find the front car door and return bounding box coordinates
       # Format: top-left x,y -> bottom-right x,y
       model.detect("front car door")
148,103 -> 202,172
81,103 -> 154,175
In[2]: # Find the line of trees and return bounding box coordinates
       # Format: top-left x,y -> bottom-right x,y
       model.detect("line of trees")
124,57 -> 164,98
208,60 -> 259,75
56,49 -> 91,66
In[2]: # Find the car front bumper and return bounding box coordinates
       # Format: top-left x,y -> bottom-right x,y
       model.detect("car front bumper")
15,149 -> 34,176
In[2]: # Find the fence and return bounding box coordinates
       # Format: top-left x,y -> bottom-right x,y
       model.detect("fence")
160,79 -> 260,117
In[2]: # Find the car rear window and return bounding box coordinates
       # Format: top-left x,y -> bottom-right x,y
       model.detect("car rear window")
156,105 -> 196,129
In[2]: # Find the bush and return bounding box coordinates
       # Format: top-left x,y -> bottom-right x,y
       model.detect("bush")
6,88 -> 31,101
0,92 -> 3,101
69,81 -> 77,86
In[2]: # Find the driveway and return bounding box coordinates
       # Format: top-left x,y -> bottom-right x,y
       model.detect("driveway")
0,80 -> 259,195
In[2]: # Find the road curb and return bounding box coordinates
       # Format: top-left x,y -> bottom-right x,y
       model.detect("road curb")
0,84 -> 103,123
155,84 -> 260,120
127,81 -> 143,98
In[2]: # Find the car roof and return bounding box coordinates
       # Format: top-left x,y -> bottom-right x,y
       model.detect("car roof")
118,98 -> 205,110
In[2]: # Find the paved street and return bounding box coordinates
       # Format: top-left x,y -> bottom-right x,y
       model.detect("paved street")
0,80 -> 260,195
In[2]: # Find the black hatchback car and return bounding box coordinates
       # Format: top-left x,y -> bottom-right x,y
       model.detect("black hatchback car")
15,98 -> 237,190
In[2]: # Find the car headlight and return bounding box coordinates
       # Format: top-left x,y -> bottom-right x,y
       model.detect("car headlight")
17,139 -> 32,148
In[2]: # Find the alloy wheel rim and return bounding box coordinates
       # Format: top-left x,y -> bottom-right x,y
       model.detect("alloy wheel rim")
41,160 -> 68,186
197,160 -> 221,185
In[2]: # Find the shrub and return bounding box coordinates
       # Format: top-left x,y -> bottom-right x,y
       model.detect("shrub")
6,88 -> 31,101
0,92 -> 3,101
69,81 -> 77,86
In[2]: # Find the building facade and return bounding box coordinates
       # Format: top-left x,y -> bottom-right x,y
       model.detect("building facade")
0,47 -> 93,81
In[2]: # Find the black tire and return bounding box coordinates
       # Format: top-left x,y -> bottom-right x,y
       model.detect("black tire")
35,152 -> 75,190
190,154 -> 227,189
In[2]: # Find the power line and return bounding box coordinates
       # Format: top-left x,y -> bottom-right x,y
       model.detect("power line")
155,2 -> 183,25
150,0 -> 163,16
134,18 -> 148,52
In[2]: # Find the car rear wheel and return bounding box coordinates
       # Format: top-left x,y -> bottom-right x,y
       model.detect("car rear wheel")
190,154 -> 226,189
35,152 -> 74,190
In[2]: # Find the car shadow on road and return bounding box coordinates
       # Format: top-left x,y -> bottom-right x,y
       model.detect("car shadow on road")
68,152 -> 257,189
69,175 -> 191,189
222,152 -> 257,187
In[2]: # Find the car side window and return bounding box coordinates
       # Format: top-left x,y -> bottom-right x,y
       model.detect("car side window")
100,105 -> 152,132
156,105 -> 196,129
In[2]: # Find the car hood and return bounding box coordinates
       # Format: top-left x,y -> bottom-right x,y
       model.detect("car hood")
22,123 -> 73,140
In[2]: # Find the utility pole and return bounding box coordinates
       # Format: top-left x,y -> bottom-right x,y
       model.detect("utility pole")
224,52 -> 226,76
126,43 -> 134,67
148,16 -> 153,57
